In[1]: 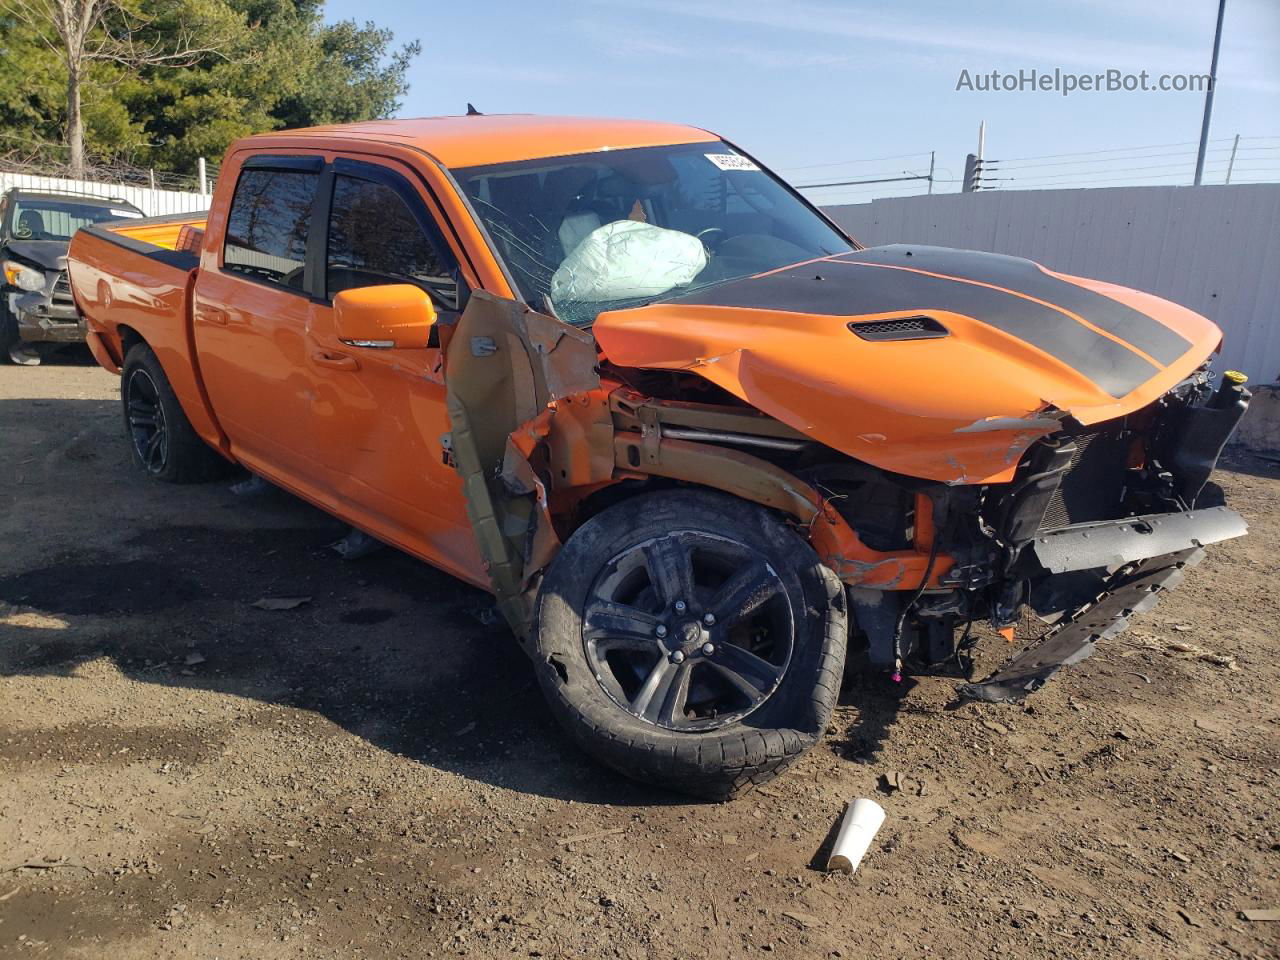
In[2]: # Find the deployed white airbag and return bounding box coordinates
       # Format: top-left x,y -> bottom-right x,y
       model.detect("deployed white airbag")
550,220 -> 707,303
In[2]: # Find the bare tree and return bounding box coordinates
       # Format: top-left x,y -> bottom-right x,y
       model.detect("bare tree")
0,0 -> 233,178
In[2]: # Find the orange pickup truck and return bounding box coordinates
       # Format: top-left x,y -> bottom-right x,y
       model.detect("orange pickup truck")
68,115 -> 1249,798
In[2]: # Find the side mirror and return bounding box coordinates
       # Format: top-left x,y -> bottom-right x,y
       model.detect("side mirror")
333,284 -> 437,349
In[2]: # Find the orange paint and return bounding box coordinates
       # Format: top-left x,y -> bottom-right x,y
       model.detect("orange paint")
66,115 -> 1228,599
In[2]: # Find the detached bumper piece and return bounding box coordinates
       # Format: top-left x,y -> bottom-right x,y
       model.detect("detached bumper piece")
1025,505 -> 1248,575
960,547 -> 1205,703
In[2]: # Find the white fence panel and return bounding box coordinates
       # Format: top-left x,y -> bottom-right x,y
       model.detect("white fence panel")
0,171 -> 210,218
824,184 -> 1280,383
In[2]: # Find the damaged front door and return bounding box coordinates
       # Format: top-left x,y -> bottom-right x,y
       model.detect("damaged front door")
443,291 -> 611,637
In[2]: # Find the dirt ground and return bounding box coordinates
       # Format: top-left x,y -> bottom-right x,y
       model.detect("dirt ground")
1,355 -> 1277,960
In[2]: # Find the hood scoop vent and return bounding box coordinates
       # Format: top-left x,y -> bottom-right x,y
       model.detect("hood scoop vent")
848,315 -> 948,341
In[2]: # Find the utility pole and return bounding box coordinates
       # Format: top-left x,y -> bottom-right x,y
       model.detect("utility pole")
1225,133 -> 1240,184
197,157 -> 208,197
1194,0 -> 1227,186
927,151 -> 935,194
964,122 -> 987,193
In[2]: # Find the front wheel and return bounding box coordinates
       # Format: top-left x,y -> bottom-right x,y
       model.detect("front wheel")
533,490 -> 847,800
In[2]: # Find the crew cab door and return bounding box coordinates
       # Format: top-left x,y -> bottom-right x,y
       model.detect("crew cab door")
191,154 -> 326,491
303,157 -> 484,583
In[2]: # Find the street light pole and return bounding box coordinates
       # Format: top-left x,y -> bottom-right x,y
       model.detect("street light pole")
1194,0 -> 1227,186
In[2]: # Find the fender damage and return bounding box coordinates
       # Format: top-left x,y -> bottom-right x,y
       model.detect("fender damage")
446,245 -> 1249,702
443,292 -> 912,639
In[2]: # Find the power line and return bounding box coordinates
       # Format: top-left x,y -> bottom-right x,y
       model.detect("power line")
995,170 -> 1278,188
995,160 -> 1249,181
795,173 -> 933,189
778,151 -> 933,172
996,148 -> 1229,171
996,138 -> 1231,163
994,158 -> 1280,183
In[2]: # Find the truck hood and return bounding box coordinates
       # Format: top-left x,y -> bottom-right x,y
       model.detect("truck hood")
3,240 -> 67,272
592,245 -> 1223,484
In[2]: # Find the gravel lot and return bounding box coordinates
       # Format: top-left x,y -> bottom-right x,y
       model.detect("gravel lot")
2,356 -> 1278,959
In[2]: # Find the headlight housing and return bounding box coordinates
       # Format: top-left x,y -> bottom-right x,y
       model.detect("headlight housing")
2,260 -> 46,292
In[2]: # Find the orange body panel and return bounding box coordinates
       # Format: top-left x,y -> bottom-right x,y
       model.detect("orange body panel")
592,269 -> 1221,485
110,215 -> 207,251
67,234 -> 226,451
66,115 -> 1231,600
267,114 -> 719,168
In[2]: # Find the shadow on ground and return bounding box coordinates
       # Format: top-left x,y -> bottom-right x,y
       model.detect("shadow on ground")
0,398 -> 906,807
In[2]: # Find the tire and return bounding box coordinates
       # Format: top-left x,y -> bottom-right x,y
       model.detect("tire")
0,299 -> 21,363
121,343 -> 228,483
533,489 -> 847,800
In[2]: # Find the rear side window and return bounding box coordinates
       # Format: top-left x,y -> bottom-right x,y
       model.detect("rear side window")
223,169 -> 318,291
326,175 -> 458,309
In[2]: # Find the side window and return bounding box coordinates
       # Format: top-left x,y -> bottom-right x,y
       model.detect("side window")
223,168 -> 318,291
326,174 -> 458,309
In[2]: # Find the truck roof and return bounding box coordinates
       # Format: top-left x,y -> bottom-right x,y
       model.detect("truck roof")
263,114 -> 721,169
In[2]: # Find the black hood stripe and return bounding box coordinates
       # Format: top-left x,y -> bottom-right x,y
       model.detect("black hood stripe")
671,253 -> 1160,398
833,245 -> 1191,367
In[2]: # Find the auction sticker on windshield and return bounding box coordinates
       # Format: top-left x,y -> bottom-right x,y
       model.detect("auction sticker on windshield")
705,153 -> 760,171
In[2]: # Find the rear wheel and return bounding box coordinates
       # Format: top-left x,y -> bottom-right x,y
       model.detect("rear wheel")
533,490 -> 847,800
121,343 -> 227,483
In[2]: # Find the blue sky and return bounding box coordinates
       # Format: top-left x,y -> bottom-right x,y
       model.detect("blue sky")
323,0 -> 1280,201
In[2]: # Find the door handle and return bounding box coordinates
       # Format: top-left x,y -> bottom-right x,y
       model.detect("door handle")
312,350 -> 359,371
199,306 -> 229,326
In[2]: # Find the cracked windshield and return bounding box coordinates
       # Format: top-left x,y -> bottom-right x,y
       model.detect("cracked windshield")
455,141 -> 854,325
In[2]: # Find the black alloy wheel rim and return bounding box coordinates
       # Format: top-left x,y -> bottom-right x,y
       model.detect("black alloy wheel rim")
582,530 -> 795,732
126,368 -> 168,475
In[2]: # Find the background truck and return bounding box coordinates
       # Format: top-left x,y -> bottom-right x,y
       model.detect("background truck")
67,114 -> 1249,799
0,188 -> 143,364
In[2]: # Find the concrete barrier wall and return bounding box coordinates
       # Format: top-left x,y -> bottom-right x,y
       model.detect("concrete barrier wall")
824,184 -> 1280,384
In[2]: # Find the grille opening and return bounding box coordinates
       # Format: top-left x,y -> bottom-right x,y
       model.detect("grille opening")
1039,429 -> 1132,530
52,271 -> 73,304
848,315 -> 948,341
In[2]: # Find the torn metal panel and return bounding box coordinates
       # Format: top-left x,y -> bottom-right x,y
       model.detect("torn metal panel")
960,548 -> 1204,702
956,417 -> 1063,433
444,291 -> 608,637
610,427 -> 947,590
610,390 -> 808,441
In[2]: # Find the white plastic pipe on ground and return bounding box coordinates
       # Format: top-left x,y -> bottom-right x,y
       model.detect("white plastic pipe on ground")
826,798 -> 886,875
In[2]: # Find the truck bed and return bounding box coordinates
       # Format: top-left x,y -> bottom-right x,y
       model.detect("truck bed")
67,211 -> 225,451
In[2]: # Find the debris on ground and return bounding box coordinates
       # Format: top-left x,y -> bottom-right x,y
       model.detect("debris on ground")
878,771 -> 904,794
250,596 -> 312,611
826,799 -> 886,875
229,474 -> 272,497
1126,633 -> 1240,670
328,528 -> 384,561
1241,908 -> 1280,922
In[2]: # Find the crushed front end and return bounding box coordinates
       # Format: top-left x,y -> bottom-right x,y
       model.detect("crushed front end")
7,267 -> 86,345
840,367 -> 1251,701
